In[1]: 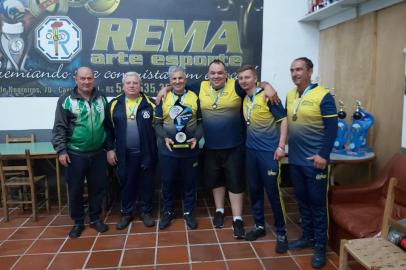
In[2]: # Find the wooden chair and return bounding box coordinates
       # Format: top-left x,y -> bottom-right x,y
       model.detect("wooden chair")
338,177 -> 406,270
5,134 -> 35,143
0,149 -> 50,221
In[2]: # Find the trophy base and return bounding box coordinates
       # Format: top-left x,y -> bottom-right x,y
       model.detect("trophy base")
172,143 -> 190,149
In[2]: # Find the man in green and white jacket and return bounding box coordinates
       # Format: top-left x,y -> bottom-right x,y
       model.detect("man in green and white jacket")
52,66 -> 109,238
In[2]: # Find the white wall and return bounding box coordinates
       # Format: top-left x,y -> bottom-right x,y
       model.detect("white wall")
0,1 -> 319,131
261,0 -> 319,101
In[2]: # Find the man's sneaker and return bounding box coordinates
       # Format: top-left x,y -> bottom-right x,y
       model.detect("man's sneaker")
232,219 -> 245,239
116,215 -> 133,230
159,212 -> 174,230
312,245 -> 327,269
184,213 -> 198,229
141,213 -> 155,227
90,220 -> 109,233
275,234 -> 288,254
288,237 -> 315,250
68,224 -> 84,238
213,211 -> 224,228
245,226 -> 266,241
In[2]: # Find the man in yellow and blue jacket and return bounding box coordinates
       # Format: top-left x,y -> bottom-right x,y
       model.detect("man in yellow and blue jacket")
286,57 -> 337,269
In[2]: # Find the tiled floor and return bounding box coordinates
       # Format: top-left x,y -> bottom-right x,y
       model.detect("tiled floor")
0,188 -> 342,270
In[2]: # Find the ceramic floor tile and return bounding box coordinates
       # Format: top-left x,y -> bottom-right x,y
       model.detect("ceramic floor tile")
158,231 -> 187,246
9,227 -> 44,240
85,250 -> 121,268
194,217 -> 214,230
61,237 -> 95,252
0,256 -> 19,269
0,228 -> 17,241
0,240 -> 33,255
188,230 -> 217,244
47,252 -> 88,270
221,242 -> 256,259
121,248 -> 155,266
156,264 -> 190,270
12,254 -> 54,270
22,215 -> 54,227
93,235 -> 126,250
190,244 -> 223,262
49,215 -> 72,226
191,261 -> 227,270
40,226 -> 70,239
126,233 -> 156,248
252,241 -> 280,257
262,257 -> 301,270
156,246 -> 189,264
0,218 -> 28,228
227,259 -> 264,270
216,228 -> 243,243
26,238 -> 65,254
130,221 -> 157,233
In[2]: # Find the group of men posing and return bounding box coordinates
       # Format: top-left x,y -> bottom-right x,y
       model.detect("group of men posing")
52,57 -> 337,269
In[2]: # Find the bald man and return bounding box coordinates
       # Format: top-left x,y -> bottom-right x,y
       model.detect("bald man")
52,67 -> 109,238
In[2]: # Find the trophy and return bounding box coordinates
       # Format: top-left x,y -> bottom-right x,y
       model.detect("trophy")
333,100 -> 348,153
169,99 -> 193,149
347,100 -> 374,156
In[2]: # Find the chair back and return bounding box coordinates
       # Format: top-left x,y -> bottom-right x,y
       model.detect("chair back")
377,154 -> 406,218
0,150 -> 33,181
5,134 -> 35,143
381,178 -> 406,239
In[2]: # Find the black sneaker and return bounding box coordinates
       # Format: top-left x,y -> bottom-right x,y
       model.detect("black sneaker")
213,211 -> 224,228
159,212 -> 174,230
232,219 -> 245,239
275,234 -> 288,254
184,213 -> 198,229
245,226 -> 266,241
312,245 -> 327,269
68,224 -> 84,238
140,213 -> 155,227
288,237 -> 315,250
90,220 -> 109,233
116,215 -> 133,230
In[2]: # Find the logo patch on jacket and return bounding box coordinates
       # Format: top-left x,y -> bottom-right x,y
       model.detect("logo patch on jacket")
315,173 -> 327,180
267,170 -> 277,176
142,110 -> 151,118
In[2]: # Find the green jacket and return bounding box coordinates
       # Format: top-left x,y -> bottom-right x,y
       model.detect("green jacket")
52,87 -> 107,154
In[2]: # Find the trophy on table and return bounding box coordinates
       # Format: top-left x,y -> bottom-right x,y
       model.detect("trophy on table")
169,99 -> 193,149
347,100 -> 374,156
333,100 -> 348,153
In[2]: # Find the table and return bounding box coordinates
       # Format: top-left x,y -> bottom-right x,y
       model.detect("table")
0,142 -> 62,210
281,147 -> 376,184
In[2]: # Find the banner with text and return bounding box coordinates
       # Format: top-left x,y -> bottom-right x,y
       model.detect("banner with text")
0,0 -> 263,97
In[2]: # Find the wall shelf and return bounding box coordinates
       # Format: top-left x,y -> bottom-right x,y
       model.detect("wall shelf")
299,0 -> 405,30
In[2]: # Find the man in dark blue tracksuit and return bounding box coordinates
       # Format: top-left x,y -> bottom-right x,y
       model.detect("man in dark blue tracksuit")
105,72 -> 157,230
286,58 -> 337,269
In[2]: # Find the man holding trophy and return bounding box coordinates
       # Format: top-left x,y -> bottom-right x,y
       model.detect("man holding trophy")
154,66 -> 203,230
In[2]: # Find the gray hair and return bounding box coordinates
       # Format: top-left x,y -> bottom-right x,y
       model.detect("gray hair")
122,71 -> 141,84
168,66 -> 186,79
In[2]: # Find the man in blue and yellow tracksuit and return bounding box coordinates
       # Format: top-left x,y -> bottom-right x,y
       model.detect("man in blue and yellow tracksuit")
238,65 -> 289,253
286,57 -> 337,269
154,66 -> 203,230
105,72 -> 157,230
52,67 -> 109,238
